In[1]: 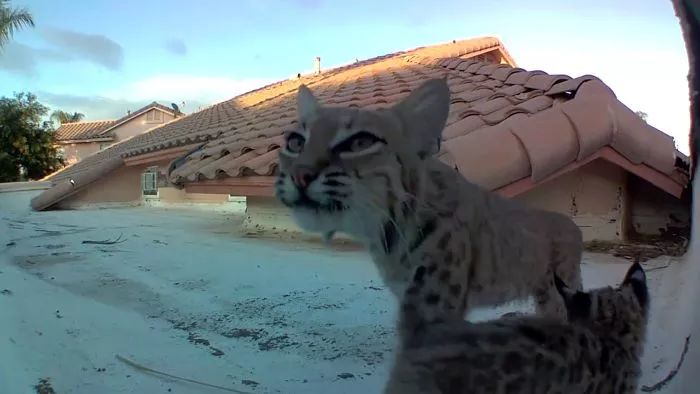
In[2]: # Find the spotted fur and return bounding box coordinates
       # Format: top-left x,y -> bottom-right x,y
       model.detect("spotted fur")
275,78 -> 583,340
385,263 -> 650,394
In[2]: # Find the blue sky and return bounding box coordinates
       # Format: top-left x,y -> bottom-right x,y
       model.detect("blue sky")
0,0 -> 691,152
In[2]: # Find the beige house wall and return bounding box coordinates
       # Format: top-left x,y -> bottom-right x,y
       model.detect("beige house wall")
111,109 -> 175,143
56,109 -> 175,165
516,160 -> 627,241
57,164 -> 147,209
58,160 -> 241,210
60,143 -> 101,166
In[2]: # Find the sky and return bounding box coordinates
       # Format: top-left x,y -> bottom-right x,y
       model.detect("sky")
0,0 -> 691,153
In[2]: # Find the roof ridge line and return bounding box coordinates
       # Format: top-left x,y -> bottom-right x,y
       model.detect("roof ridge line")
60,119 -> 116,125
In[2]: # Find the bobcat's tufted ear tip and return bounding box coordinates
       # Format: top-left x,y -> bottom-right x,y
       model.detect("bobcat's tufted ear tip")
393,78 -> 451,158
623,262 -> 647,285
623,262 -> 649,308
297,84 -> 320,121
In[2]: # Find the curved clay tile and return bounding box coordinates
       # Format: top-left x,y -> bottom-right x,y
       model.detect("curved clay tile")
181,156 -> 221,181
511,108 -> 580,181
443,115 -> 487,140
642,125 -> 677,175
494,84 -> 526,97
481,106 -> 530,126
491,67 -> 524,82
609,99 -> 653,166
475,64 -> 502,76
559,96 -> 615,160
444,123 -> 531,190
470,97 -> 513,116
575,78 -> 617,99
456,60 -> 477,71
524,74 -> 572,91
515,95 -> 554,114
465,62 -> 486,73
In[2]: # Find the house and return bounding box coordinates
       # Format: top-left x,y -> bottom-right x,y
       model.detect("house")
31,37 -> 691,242
53,102 -> 178,165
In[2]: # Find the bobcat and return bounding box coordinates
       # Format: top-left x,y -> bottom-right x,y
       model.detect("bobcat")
275,78 -> 583,338
385,262 -> 650,394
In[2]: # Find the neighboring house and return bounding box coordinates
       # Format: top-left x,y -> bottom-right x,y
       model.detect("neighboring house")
54,102 -> 178,165
32,37 -> 691,242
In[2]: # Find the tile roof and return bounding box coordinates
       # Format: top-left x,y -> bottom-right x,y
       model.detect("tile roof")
31,36 -> 688,210
165,44 -> 684,195
53,102 -> 176,143
54,120 -> 117,142
33,37 -> 510,210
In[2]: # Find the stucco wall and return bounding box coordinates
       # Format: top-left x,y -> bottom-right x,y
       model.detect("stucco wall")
57,164 -> 148,209
57,109 -> 175,166
60,143 -> 101,166
516,159 -> 627,241
112,110 -> 175,142
628,175 -> 690,237
59,159 -> 243,210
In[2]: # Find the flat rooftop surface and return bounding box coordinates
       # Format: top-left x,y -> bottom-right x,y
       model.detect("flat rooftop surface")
0,190 -> 693,393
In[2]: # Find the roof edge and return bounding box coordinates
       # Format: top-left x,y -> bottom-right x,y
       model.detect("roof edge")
31,156 -> 125,211
56,137 -> 115,144
497,147 -> 686,199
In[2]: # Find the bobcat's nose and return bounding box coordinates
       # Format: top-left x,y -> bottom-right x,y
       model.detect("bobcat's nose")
291,167 -> 318,188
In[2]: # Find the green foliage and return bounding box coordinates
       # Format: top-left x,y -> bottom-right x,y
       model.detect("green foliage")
0,0 -> 34,48
51,110 -> 85,124
0,92 -> 65,182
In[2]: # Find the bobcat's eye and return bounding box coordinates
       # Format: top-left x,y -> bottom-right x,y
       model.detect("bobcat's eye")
285,132 -> 306,154
333,131 -> 386,155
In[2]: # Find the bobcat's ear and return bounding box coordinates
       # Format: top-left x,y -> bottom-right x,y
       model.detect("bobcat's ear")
392,78 -> 450,158
554,272 -> 591,321
622,262 -> 649,308
297,84 -> 320,123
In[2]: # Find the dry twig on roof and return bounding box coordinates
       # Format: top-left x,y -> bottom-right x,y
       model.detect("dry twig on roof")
82,233 -> 126,245
115,354 -> 252,393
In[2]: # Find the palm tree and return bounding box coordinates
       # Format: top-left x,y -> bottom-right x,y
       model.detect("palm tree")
0,0 -> 34,48
51,110 -> 85,125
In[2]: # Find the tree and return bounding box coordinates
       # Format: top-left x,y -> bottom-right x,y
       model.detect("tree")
0,0 -> 34,48
0,92 -> 64,182
51,110 -> 85,125
635,110 -> 648,122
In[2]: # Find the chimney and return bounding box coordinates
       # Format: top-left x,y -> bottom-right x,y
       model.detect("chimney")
314,56 -> 321,75
127,109 -> 131,115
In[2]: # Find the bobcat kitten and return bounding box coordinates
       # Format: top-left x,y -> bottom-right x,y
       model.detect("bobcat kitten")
275,78 -> 583,338
384,262 -> 650,394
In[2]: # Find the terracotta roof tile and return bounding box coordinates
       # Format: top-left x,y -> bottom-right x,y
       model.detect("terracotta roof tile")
157,38 -> 684,194
511,108 -> 579,181
559,97 -> 614,159
33,36 -> 688,210
524,74 -> 571,91
444,123 -> 531,190
54,120 -> 116,142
